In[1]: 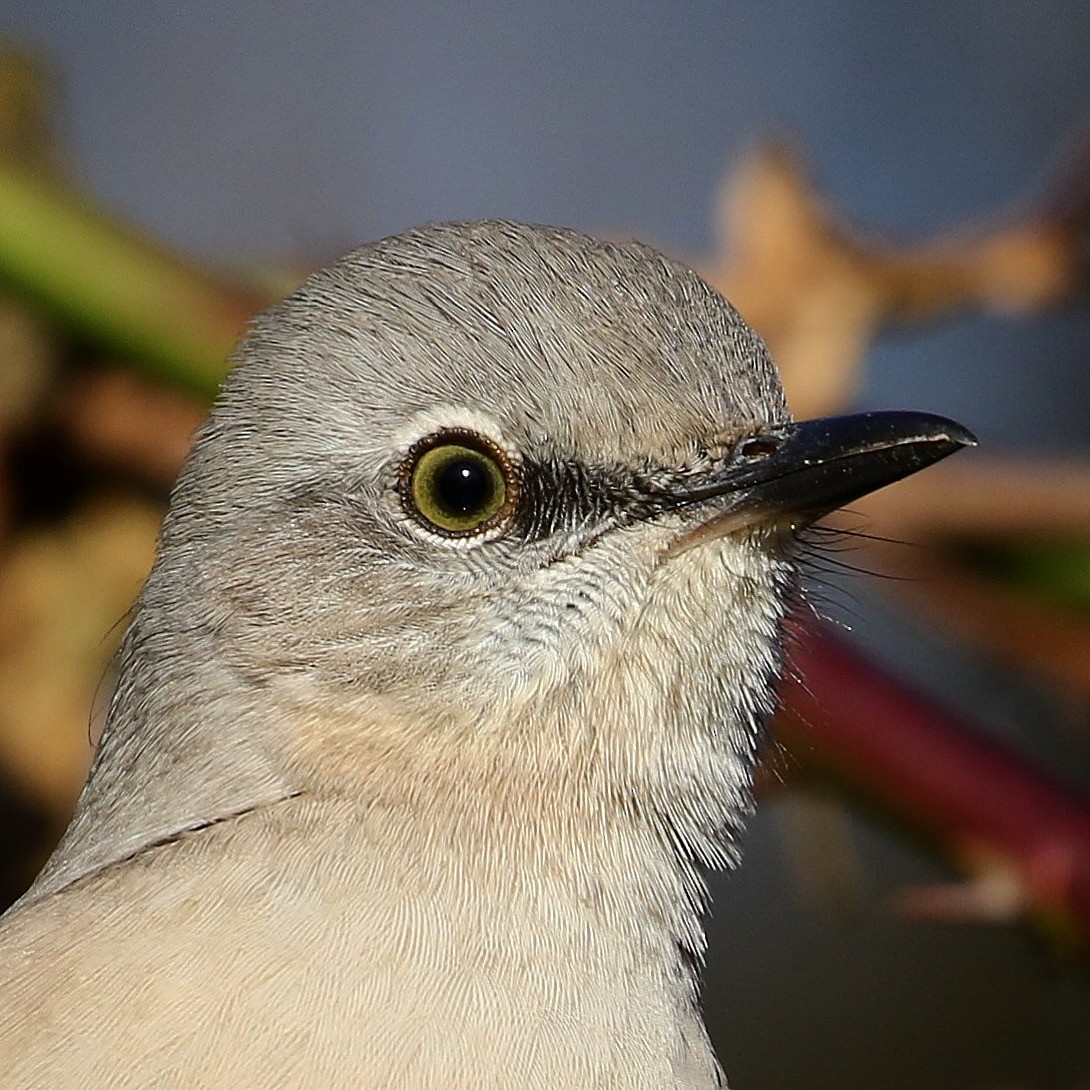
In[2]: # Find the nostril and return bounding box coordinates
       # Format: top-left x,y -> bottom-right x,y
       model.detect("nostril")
737,436 -> 781,459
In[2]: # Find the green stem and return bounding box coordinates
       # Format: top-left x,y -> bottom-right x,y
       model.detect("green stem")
0,161 -> 272,397
967,538 -> 1090,611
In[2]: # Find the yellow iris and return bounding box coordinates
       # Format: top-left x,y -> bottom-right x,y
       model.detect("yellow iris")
409,441 -> 508,534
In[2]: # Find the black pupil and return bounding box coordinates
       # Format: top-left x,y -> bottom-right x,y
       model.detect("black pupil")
436,457 -> 492,515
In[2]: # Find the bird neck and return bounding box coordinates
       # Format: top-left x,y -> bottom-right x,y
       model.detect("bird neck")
26,656 -> 729,1085
291,785 -> 722,1087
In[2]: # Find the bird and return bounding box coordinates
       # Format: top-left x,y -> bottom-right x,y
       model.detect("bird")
0,220 -> 973,1087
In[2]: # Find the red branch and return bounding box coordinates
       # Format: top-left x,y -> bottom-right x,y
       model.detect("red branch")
778,623 -> 1090,947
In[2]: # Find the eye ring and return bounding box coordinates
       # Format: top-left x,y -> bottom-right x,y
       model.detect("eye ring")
398,429 -> 519,538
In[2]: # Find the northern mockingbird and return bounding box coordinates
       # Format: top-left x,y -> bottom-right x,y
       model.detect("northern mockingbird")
0,221 -> 973,1087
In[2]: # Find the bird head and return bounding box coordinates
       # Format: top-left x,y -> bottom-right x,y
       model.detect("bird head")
34,221 -> 973,897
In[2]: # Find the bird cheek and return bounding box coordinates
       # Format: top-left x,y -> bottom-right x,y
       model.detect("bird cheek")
648,535 -> 793,652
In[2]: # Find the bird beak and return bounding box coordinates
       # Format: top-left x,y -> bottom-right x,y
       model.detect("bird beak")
664,411 -> 976,552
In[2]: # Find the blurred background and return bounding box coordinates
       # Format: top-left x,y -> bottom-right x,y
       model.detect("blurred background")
1,3 -> 1090,1087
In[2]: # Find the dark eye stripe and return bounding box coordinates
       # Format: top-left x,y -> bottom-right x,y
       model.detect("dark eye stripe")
513,457 -> 649,541
397,432 -> 716,546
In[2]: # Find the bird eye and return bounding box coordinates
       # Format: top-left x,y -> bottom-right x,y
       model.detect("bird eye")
401,430 -> 516,536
